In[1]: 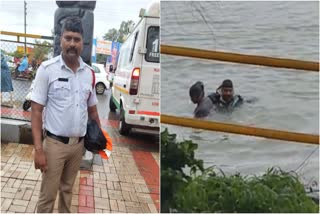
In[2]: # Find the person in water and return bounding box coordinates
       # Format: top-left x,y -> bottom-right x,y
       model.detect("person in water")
189,81 -> 215,118
209,79 -> 243,112
189,79 -> 243,118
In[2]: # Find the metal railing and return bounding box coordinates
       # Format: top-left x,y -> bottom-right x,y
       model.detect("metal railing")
161,115 -> 319,145
161,45 -> 319,72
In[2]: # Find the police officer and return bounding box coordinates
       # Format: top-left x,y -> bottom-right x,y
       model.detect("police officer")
31,17 -> 101,213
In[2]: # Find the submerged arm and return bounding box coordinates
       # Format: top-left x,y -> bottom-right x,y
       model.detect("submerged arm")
244,96 -> 258,104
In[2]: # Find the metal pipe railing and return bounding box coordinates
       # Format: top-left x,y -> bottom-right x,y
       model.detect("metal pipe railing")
161,45 -> 319,72
161,114 -> 319,145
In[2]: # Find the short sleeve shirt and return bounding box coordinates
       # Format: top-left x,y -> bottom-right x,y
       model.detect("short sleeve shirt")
31,55 -> 98,137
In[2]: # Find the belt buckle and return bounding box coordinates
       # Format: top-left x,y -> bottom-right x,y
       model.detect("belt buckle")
68,137 -> 79,145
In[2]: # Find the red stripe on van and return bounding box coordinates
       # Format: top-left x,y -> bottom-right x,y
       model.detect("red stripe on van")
137,111 -> 160,116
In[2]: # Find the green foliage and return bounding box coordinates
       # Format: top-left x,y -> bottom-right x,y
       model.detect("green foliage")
103,20 -> 135,43
161,128 -> 319,213
11,50 -> 24,58
161,128 -> 205,212
32,40 -> 52,63
103,28 -> 118,42
1,49 -> 8,55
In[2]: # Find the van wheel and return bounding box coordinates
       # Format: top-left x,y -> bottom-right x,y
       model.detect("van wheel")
96,83 -> 105,95
109,96 -> 116,112
119,108 -> 130,135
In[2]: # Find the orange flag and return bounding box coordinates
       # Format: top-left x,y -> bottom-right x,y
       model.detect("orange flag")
98,128 -> 113,159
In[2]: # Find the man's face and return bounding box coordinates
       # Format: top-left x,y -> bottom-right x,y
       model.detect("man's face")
191,96 -> 200,104
190,92 -> 203,104
61,31 -> 83,61
221,87 -> 233,102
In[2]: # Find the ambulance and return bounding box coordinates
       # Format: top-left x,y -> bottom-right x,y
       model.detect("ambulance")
109,2 -> 160,135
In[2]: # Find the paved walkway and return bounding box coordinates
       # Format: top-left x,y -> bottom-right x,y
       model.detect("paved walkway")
1,118 -> 159,213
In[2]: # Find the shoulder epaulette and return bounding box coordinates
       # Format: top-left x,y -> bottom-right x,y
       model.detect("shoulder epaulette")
42,56 -> 60,68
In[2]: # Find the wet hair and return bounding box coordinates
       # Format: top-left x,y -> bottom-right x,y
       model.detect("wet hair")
217,79 -> 233,91
221,79 -> 233,88
189,81 -> 204,98
61,16 -> 83,35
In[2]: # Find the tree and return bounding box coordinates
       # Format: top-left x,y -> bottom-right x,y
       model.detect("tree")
118,20 -> 135,41
11,50 -> 24,59
103,28 -> 118,42
103,20 -> 135,43
32,40 -> 52,63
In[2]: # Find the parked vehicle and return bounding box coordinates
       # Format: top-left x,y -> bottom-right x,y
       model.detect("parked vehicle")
110,2 -> 160,135
91,63 -> 110,95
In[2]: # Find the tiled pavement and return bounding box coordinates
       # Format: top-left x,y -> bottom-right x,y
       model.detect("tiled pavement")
1,118 -> 160,213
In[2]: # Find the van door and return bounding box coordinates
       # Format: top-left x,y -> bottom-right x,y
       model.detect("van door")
136,18 -> 160,116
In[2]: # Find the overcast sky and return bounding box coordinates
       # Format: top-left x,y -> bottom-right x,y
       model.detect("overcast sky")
0,0 -> 153,40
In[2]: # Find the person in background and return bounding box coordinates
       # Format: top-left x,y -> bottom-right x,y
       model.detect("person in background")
14,56 -> 21,66
31,57 -> 37,71
1,53 -> 14,106
18,55 -> 29,73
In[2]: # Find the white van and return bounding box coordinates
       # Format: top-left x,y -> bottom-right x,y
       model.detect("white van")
110,2 -> 160,135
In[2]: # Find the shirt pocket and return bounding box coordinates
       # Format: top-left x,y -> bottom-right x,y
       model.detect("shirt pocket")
53,81 -> 71,104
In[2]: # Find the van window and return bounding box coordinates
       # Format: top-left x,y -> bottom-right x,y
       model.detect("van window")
129,32 -> 139,62
145,26 -> 159,63
118,33 -> 135,69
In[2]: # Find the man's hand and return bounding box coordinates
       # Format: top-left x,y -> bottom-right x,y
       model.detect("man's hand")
34,148 -> 48,173
88,105 -> 101,128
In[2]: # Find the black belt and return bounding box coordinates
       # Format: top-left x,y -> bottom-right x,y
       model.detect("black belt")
46,130 -> 83,144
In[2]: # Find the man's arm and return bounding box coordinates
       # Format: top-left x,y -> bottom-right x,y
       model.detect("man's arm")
31,101 -> 48,172
194,105 -> 211,118
208,92 -> 220,104
245,96 -> 258,104
30,64 -> 48,149
88,105 -> 101,128
30,64 -> 49,172
194,110 -> 208,118
31,102 -> 44,150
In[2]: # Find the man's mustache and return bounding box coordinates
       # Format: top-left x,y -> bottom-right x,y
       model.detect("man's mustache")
67,48 -> 78,54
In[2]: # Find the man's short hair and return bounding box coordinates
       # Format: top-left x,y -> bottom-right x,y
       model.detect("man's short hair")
61,16 -> 83,35
221,79 -> 233,88
190,81 -> 204,98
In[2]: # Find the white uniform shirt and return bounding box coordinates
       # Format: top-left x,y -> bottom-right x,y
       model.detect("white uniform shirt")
31,55 -> 98,137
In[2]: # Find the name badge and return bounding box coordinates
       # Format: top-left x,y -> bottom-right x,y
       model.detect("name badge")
58,78 -> 68,82
54,80 -> 71,90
